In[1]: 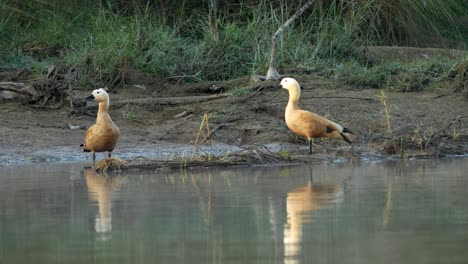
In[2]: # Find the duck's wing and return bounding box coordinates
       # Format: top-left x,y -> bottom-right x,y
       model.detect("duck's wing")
82,125 -> 96,151
311,113 -> 353,143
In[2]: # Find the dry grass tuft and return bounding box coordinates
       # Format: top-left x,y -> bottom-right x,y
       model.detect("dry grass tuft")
214,145 -> 289,164
95,157 -> 128,173
121,146 -> 294,171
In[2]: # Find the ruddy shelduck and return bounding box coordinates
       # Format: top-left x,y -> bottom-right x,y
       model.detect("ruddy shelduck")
280,77 -> 353,154
284,180 -> 342,260
81,88 -> 120,163
85,168 -> 124,233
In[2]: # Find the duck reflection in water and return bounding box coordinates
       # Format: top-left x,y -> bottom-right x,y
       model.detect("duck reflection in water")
84,168 -> 125,234
284,172 -> 343,263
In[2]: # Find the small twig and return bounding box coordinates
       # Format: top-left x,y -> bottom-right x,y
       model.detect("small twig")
200,123 -> 229,144
347,111 -> 363,126
158,121 -> 189,140
252,86 -> 266,97
30,101 -> 64,110
68,84 -> 74,111
41,94 -> 51,106
123,117 -> 151,124
432,93 -> 449,99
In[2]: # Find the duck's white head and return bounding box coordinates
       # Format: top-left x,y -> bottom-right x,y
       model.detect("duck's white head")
280,77 -> 301,97
87,88 -> 109,103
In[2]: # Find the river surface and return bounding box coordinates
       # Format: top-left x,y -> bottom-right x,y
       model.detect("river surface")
0,158 -> 467,264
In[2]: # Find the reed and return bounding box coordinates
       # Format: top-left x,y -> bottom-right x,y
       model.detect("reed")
376,90 -> 392,134
191,113 -> 212,160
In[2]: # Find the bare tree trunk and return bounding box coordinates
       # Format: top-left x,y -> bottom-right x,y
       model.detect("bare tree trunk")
266,0 -> 317,80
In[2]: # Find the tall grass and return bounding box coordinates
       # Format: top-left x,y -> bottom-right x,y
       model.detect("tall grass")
330,56 -> 468,91
0,0 -> 466,85
359,0 -> 465,47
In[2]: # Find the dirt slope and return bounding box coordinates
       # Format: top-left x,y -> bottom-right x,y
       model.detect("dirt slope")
1,72 -> 467,165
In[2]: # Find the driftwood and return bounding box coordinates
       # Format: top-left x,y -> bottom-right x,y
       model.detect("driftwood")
301,96 -> 376,101
274,95 -> 376,104
0,65 -> 76,107
0,82 -> 39,101
0,82 -> 29,94
0,65 -> 87,110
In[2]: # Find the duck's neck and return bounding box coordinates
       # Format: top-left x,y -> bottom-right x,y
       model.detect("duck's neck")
97,98 -> 111,122
286,88 -> 300,111
98,188 -> 112,218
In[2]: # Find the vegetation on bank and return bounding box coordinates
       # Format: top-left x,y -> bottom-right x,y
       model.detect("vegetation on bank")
0,0 -> 467,90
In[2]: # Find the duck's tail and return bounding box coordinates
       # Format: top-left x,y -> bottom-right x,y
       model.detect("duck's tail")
340,132 -> 352,144
80,144 -> 90,152
340,127 -> 354,144
342,127 -> 354,135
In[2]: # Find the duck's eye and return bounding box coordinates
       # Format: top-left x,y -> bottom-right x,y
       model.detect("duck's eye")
96,92 -> 100,94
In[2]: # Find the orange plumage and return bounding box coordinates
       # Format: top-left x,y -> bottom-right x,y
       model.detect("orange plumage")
284,179 -> 342,258
82,88 -> 120,163
280,77 -> 353,154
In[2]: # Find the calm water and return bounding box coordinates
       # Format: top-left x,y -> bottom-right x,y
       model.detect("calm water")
1,159 -> 468,264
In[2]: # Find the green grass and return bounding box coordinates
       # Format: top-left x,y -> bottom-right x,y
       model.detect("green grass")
231,86 -> 254,96
0,52 -> 51,75
326,56 -> 468,91
0,0 -> 466,87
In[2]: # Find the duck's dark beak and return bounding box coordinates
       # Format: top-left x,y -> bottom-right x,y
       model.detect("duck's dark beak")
277,81 -> 283,89
86,94 -> 95,100
277,76 -> 285,89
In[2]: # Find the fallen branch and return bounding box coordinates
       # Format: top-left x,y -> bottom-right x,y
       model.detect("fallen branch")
0,82 -> 27,94
274,95 -> 376,104
200,123 -> 229,144
302,96 -> 376,101
157,121 -> 190,140
114,93 -> 230,106
87,93 -> 231,110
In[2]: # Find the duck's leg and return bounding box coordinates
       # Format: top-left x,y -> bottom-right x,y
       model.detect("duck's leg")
308,166 -> 314,183
92,152 -> 96,164
108,152 -> 112,158
308,139 -> 313,154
